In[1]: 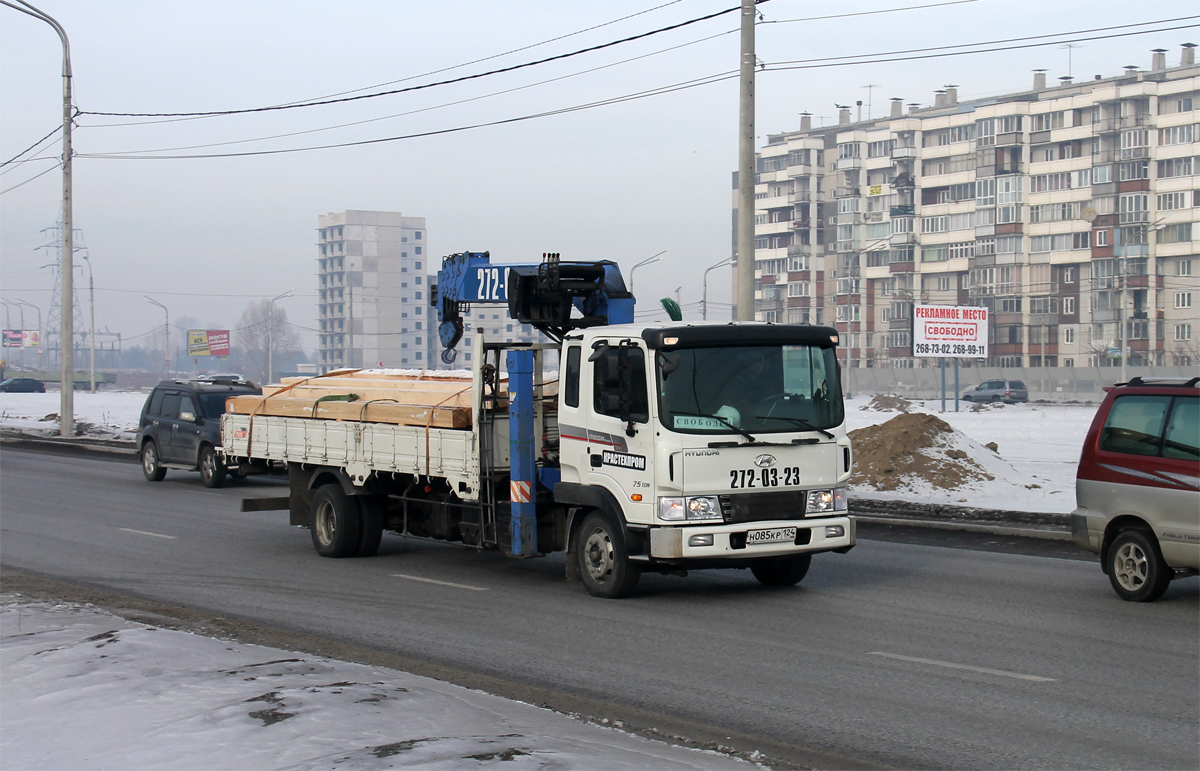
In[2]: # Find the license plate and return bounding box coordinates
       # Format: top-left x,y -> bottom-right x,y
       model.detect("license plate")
746,527 -> 797,545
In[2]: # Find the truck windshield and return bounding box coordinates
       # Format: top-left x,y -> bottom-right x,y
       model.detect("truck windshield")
656,345 -> 843,434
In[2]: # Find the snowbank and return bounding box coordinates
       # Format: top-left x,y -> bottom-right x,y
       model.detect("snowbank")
0,596 -> 752,770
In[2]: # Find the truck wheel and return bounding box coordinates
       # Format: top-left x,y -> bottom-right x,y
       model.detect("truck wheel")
356,497 -> 385,558
310,485 -> 362,558
141,441 -> 166,482
1108,529 -> 1172,602
199,445 -> 226,489
751,554 -> 812,587
577,511 -> 640,599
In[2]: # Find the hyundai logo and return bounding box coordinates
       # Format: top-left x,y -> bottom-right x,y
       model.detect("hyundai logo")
753,454 -> 777,468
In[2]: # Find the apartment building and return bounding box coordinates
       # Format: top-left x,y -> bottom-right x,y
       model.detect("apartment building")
742,45 -> 1200,369
316,210 -> 429,373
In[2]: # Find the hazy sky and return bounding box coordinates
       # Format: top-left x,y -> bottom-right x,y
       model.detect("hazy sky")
2,0 -> 1195,352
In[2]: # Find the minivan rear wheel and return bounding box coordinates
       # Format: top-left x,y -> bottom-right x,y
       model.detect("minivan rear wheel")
1108,529 -> 1172,602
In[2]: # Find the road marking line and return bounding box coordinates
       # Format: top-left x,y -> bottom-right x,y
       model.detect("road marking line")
869,652 -> 1055,682
119,527 -> 177,540
390,573 -> 487,591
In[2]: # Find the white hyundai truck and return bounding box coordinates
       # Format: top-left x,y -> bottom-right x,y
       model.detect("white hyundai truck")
224,253 -> 854,598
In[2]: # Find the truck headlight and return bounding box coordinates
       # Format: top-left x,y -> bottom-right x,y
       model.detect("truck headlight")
658,496 -> 722,521
806,487 -> 848,514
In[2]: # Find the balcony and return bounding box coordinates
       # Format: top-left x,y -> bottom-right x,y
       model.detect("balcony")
890,204 -> 915,217
789,190 -> 812,204
891,146 -> 917,159
834,186 -> 861,198
837,156 -> 863,170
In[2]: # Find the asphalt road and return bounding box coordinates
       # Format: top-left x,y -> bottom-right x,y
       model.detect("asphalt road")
2,447 -> 1197,770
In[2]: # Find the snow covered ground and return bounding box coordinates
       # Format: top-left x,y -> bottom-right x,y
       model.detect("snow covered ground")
0,596 -> 754,770
0,390 -> 1098,513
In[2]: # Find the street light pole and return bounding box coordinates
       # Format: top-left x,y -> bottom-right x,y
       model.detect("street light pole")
703,257 -> 735,320
628,249 -> 669,293
16,300 -> 42,369
144,296 -> 169,379
3,0 -> 75,435
81,253 -> 95,391
267,289 -> 294,385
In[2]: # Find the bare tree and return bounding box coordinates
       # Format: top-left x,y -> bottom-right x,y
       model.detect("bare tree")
234,300 -> 301,384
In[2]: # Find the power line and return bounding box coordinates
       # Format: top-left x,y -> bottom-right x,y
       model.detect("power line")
79,25 -> 739,156
77,70 -> 738,160
80,2 -> 761,119
0,163 -> 58,195
765,16 -> 1200,68
0,124 -> 61,168
761,0 -> 979,25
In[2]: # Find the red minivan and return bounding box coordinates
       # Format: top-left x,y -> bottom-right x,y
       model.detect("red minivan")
1071,377 -> 1199,601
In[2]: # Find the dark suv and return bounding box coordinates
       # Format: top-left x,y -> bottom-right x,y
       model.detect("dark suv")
137,378 -> 259,487
962,379 -> 1028,404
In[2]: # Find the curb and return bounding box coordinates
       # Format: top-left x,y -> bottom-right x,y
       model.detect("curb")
1,433 -> 1074,538
0,432 -> 137,462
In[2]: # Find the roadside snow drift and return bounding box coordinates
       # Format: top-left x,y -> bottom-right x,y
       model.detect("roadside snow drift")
0,597 -> 751,770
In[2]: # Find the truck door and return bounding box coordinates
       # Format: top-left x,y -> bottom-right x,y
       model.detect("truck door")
581,341 -> 655,519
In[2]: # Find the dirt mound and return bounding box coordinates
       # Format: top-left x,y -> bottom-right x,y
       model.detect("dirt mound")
859,394 -> 915,413
848,413 -> 995,492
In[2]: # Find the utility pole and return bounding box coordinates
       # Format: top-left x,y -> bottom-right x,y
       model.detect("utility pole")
4,1 -> 76,433
81,253 -> 95,391
735,0 -> 756,321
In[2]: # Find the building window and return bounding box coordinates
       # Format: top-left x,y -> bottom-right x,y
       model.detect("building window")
1178,259 -> 1194,277
937,276 -> 951,292
416,231 -> 423,239
1157,191 -> 1190,211
1176,324 -> 1193,341
1157,157 -> 1195,178
1095,229 -> 1109,247
1176,292 -> 1193,309
1063,297 -> 1076,314
1158,124 -> 1196,145
1064,327 -> 1075,343
1159,223 -> 1193,244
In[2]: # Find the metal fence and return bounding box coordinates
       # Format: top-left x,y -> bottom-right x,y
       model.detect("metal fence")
843,365 -> 1196,403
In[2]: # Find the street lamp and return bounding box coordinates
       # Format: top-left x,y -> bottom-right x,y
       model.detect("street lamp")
79,252 -> 95,391
144,296 -> 169,379
14,300 -> 41,369
3,0 -> 76,436
267,289 -> 294,385
0,301 -> 23,368
629,248 -> 670,292
702,257 -> 735,320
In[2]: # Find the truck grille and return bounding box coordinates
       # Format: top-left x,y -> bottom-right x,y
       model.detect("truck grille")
718,491 -> 806,524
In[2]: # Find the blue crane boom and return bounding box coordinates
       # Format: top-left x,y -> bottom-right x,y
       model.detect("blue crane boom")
430,251 -> 634,364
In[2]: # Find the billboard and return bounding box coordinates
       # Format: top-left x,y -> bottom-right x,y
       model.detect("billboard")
187,329 -> 231,357
1,330 -> 37,349
912,304 -> 988,358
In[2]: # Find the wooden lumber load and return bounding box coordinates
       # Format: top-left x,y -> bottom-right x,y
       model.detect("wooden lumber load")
226,369 -> 476,429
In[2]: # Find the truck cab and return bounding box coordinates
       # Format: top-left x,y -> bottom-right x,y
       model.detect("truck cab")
554,322 -> 854,596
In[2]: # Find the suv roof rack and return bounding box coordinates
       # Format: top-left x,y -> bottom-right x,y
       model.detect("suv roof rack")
1124,376 -> 1200,388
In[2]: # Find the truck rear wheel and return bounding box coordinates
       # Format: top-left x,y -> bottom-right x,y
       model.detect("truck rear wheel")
577,511 -> 640,599
310,485 -> 362,558
199,445 -> 226,489
356,497 -> 385,558
751,554 -> 811,587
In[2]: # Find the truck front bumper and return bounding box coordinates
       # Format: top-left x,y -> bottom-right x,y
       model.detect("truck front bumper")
647,516 -> 855,560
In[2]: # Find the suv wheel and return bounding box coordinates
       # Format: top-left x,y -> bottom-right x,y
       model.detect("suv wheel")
1108,529 -> 1172,602
141,441 -> 166,482
199,445 -> 226,489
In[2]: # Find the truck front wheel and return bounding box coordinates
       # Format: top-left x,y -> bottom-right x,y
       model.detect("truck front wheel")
577,511 -> 640,599
751,554 -> 811,587
310,485 -> 362,558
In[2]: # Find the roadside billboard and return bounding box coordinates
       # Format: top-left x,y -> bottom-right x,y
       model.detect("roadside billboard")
912,304 -> 988,358
1,330 -> 36,348
187,329 -> 231,357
